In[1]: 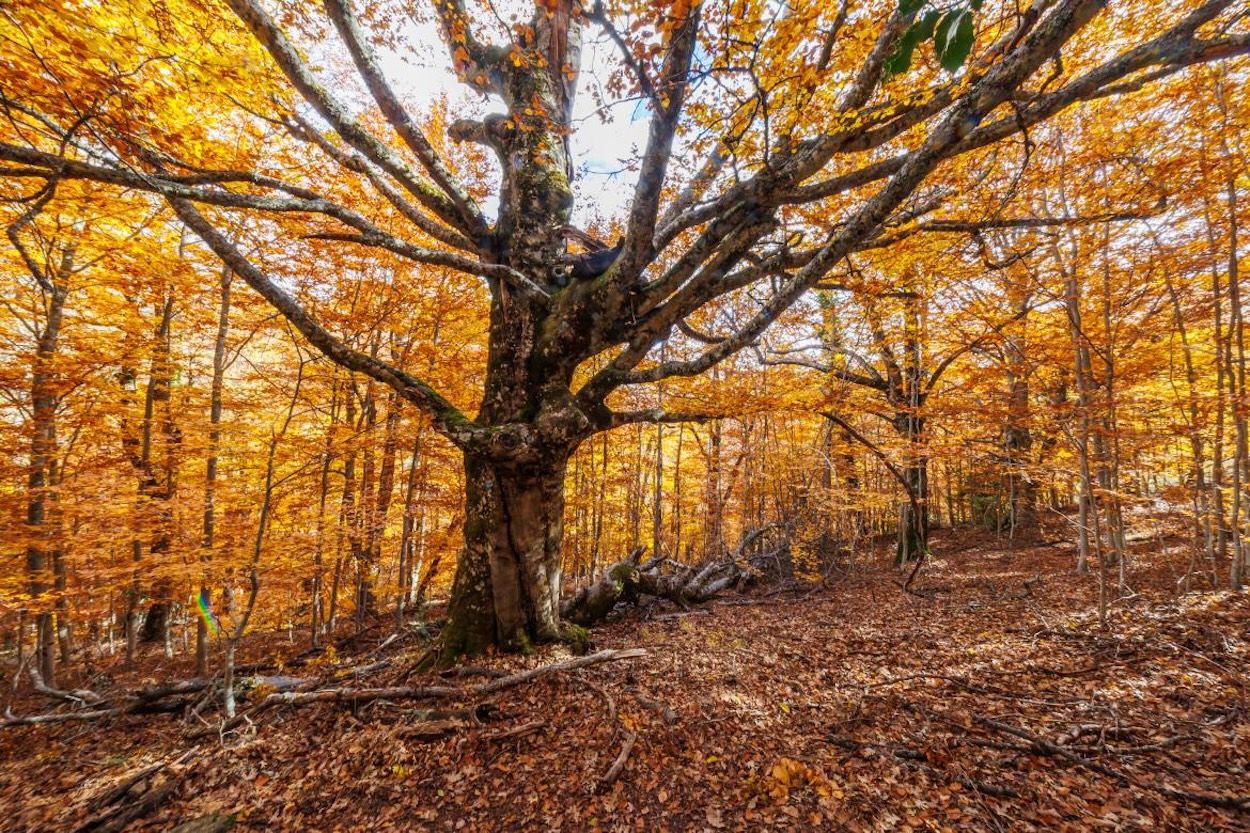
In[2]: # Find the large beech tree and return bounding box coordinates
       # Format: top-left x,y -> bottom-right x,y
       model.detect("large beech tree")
2,0 -> 1247,658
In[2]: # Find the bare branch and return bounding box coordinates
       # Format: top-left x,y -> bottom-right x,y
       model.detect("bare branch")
838,7 -> 910,112
285,112 -> 480,254
225,0 -> 474,234
431,0 -> 504,97
814,0 -> 851,71
615,5 -> 701,282
309,231 -> 549,299
6,175 -> 59,293
786,1 -> 1246,206
322,0 -> 485,234
589,2 -> 659,106
606,409 -> 717,428
0,140 -> 510,284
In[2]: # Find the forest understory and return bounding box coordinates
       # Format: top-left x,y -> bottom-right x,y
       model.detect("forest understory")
2,515 -> 1247,833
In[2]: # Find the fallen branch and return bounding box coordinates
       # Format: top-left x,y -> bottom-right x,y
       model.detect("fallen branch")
636,694 -> 678,725
256,682 -> 466,708
75,750 -> 195,833
477,648 -> 648,695
563,529 -> 793,625
482,719 -> 546,742
86,762 -> 172,813
585,680 -> 617,726
2,706 -> 122,727
947,773 -> 1021,799
186,648 -> 647,738
974,717 -> 1249,812
439,666 -> 508,680
827,733 -> 1021,799
596,729 -> 637,792
29,668 -> 104,705
1,674 -> 311,730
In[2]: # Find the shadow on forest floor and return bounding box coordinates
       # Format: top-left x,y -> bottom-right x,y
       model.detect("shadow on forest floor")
2,518 -> 1248,832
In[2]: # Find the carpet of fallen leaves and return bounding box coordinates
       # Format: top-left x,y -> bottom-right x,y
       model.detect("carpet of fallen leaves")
2,524 -> 1249,832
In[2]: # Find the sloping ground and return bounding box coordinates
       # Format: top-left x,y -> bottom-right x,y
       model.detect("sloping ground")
2,531 -> 1248,832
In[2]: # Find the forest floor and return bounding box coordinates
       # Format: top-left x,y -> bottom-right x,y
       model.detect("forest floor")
2,521 -> 1249,832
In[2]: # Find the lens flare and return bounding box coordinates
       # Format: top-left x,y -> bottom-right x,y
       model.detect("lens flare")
195,589 -> 220,636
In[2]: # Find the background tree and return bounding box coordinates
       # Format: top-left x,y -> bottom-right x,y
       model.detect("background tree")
1,0 -> 1248,662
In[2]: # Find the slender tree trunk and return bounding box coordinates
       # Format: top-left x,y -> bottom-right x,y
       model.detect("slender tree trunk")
335,382 -> 358,633
138,295 -> 177,649
1162,260 -> 1209,587
1003,326 -> 1036,534
653,422 -> 664,557
225,356 -> 304,716
27,282 -> 67,687
629,423 -> 645,550
672,423 -> 684,562
1225,176 -> 1248,588
1099,227 -> 1128,592
704,419 -> 724,560
368,392 -> 401,610
895,455 -> 929,565
198,267 -> 231,676
590,433 -> 607,577
355,374 -> 378,625
1063,251 -> 1095,575
310,379 -> 339,646
395,415 -> 424,631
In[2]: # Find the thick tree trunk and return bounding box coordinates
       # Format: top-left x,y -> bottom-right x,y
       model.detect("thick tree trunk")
441,452 -> 570,657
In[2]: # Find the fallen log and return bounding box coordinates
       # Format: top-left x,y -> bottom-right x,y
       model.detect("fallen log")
562,527 -> 793,625
75,751 -> 195,833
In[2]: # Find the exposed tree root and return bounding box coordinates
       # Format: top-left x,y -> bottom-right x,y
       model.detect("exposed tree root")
826,733 -> 1021,799
28,668 -> 104,705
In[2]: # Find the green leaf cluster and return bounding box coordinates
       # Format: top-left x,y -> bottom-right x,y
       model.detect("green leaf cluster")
886,0 -> 981,77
